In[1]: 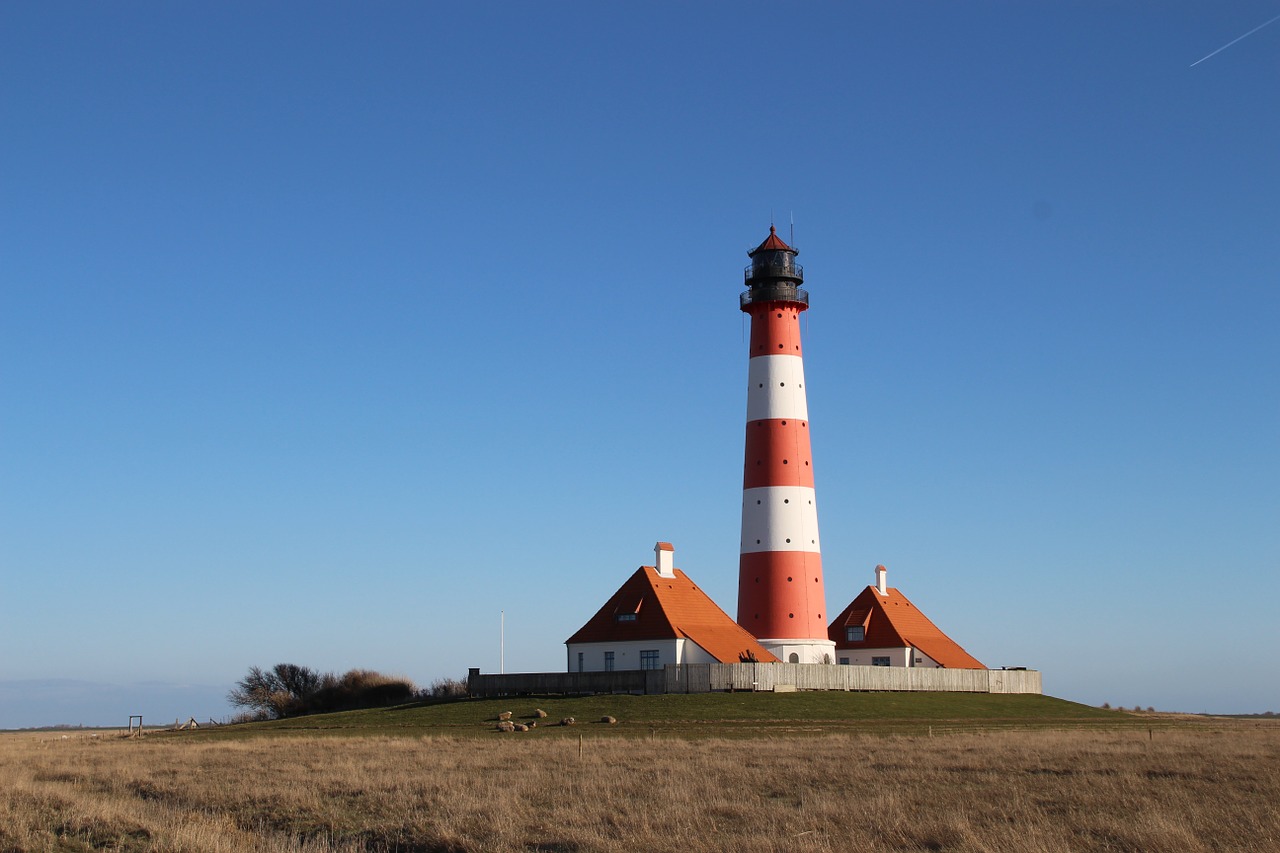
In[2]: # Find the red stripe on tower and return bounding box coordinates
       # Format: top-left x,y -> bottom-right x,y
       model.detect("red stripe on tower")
736,226 -> 836,664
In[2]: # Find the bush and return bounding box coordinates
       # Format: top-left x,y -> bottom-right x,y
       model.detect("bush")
307,669 -> 417,714
230,664 -> 417,718
429,677 -> 469,699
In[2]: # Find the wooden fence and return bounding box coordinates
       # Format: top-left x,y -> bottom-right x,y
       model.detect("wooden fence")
466,665 -> 1040,697
665,663 -> 1040,694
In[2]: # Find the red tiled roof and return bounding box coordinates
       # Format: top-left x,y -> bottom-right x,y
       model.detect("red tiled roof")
751,225 -> 792,254
828,585 -> 985,669
566,566 -> 779,664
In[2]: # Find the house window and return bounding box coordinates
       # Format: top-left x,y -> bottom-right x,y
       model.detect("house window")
577,652 -> 584,673
839,657 -> 849,666
639,650 -> 660,670
604,651 -> 615,672
616,613 -> 637,622
846,626 -> 864,642
872,656 -> 891,667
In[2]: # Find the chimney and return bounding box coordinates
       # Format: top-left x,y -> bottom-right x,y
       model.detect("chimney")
655,542 -> 675,578
875,564 -> 888,595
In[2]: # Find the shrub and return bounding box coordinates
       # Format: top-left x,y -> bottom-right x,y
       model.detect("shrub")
308,669 -> 417,714
230,664 -> 416,718
429,677 -> 469,699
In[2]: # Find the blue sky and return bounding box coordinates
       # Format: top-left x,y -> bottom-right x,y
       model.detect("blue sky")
2,2 -> 1277,727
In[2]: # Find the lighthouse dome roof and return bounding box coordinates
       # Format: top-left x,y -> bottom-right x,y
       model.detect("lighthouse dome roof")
749,225 -> 795,256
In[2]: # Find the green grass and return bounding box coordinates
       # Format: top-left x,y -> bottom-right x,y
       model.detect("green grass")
183,692 -> 1166,741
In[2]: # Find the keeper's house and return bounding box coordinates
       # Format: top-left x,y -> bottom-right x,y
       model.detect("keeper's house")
828,565 -> 984,669
566,543 -> 779,672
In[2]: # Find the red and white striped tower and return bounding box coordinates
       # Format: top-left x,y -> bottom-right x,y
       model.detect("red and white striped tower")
737,226 -> 836,664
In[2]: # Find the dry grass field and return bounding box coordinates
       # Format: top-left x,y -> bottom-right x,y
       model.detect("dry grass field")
2,723 -> 1277,852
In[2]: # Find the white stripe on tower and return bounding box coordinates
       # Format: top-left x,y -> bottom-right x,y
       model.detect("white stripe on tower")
745,355 -> 809,421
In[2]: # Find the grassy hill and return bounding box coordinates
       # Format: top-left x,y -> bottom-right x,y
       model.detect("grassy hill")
192,691 -> 1151,740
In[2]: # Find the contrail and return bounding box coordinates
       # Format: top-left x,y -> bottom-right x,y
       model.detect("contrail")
1190,11 -> 1280,67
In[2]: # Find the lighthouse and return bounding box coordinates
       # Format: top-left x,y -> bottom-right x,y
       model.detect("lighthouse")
737,226 -> 836,664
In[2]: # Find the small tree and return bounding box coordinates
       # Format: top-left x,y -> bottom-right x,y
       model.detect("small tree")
228,663 -> 321,719
274,663 -> 322,700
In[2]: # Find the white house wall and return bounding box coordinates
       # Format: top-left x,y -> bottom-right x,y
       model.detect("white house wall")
567,639 -> 686,672
679,639 -> 720,665
835,647 -> 942,668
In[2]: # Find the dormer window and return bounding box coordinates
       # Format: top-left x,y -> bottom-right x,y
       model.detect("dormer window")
846,626 -> 864,642
617,613 -> 637,622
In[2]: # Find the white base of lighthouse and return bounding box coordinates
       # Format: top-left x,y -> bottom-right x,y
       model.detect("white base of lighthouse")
757,638 -> 837,665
